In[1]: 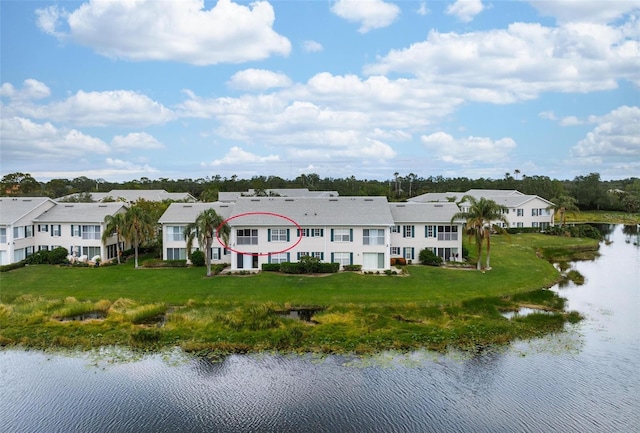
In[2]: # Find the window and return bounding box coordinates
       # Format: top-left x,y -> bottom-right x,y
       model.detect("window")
269,252 -> 289,264
517,208 -> 524,217
332,228 -> 352,242
436,247 -> 459,261
82,225 -> 100,240
403,247 -> 415,260
391,247 -> 401,256
391,226 -> 401,233
38,224 -> 48,232
437,226 -> 458,241
51,225 -> 61,236
13,226 -> 24,239
363,229 -> 384,245
166,226 -> 185,242
517,222 -> 523,228
167,248 -> 186,260
425,225 -> 436,238
299,228 -> 324,237
540,222 -> 550,230
25,226 -> 33,238
14,248 -> 26,261
332,252 -> 352,266
82,246 -> 101,258
532,222 -> 539,228
237,229 -> 258,245
532,208 -> 541,217
38,245 -> 49,251
269,228 -> 289,242
403,225 -> 415,238
0,228 -> 5,243
297,251 -> 324,260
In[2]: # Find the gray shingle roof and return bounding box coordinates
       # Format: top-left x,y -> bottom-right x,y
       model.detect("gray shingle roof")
219,189 -> 339,202
58,190 -> 196,203
389,202 -> 462,223
410,189 -> 553,208
158,202 -> 235,224
228,197 -> 394,226
33,203 -> 127,223
0,197 -> 55,225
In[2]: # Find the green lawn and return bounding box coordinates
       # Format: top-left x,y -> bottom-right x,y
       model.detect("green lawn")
0,234 -> 599,354
561,210 -> 640,225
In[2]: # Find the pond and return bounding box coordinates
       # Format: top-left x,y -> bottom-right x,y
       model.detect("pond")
1,225 -> 638,433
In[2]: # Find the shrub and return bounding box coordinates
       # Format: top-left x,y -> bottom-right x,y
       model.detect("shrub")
26,250 -> 50,265
0,260 -> 27,272
190,250 -> 205,267
318,262 -> 340,273
343,264 -> 362,272
261,263 -> 281,272
390,257 -> 407,266
50,247 -> 70,264
419,248 -> 443,266
299,255 -> 321,273
279,262 -> 301,274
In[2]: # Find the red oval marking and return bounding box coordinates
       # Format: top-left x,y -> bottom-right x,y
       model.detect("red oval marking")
216,212 -> 302,257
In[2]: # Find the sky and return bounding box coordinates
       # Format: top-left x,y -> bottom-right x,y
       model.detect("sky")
1,0 -> 639,183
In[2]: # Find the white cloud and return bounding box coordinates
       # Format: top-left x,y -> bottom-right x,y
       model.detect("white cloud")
529,0 -> 640,24
420,132 -> 516,164
445,0 -> 485,23
36,0 -> 291,65
365,21 -> 640,102
559,116 -> 583,126
302,40 -> 324,53
227,69 -> 292,91
208,146 -> 280,166
105,158 -> 158,173
0,117 -> 110,162
111,132 -> 165,151
417,2 -> 430,16
330,0 -> 401,33
4,88 -> 174,127
538,110 -> 557,120
571,106 -> 640,162
0,79 -> 50,100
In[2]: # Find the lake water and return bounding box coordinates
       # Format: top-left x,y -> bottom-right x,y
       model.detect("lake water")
1,225 -> 638,433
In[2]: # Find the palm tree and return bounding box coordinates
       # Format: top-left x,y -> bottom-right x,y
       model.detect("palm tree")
548,194 -> 579,227
123,205 -> 155,268
185,208 -> 230,277
102,211 -> 127,264
451,195 -> 509,270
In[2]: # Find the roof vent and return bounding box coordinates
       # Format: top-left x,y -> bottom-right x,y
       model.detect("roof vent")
434,204 -> 443,207
397,204 -> 405,207
285,199 -> 294,202
364,198 -> 373,201
183,205 -> 192,208
98,205 -> 107,207
251,199 -> 260,202
329,199 -> 338,202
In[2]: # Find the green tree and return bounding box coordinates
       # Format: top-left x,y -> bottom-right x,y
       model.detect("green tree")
548,194 -> 579,226
102,211 -> 127,264
185,208 -> 230,277
1,172 -> 41,196
123,206 -> 155,268
451,195 -> 509,271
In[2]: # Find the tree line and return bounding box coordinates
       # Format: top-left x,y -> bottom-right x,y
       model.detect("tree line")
2,171 -> 639,213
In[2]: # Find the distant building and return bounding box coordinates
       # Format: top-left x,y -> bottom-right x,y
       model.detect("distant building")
409,189 -> 554,229
58,189 -> 197,204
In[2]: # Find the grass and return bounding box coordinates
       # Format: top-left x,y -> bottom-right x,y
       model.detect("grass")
0,233 -> 599,355
561,210 -> 640,225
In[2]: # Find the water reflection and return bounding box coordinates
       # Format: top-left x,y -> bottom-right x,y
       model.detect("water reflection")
1,225 -> 639,433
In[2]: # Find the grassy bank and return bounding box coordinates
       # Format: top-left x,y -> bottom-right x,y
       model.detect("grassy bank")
561,210 -> 640,225
0,234 -> 599,355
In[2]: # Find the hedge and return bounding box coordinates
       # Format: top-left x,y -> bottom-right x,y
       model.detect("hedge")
142,259 -> 188,268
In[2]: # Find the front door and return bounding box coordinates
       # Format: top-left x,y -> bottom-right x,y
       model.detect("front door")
237,253 -> 244,269
252,254 -> 259,269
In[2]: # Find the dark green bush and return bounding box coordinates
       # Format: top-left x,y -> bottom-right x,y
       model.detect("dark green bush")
299,255 -> 320,273
318,262 -> 340,273
343,264 -> 362,271
49,247 -> 70,264
0,260 -> 27,272
419,248 -> 443,266
261,263 -> 281,272
26,250 -> 50,265
279,262 -> 300,274
190,250 -> 205,266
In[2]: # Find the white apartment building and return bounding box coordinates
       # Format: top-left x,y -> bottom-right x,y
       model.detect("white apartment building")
159,196 -> 465,271
0,197 -> 56,265
409,189 -> 555,229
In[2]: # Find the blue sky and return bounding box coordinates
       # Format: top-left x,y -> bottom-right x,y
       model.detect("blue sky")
1,0 -> 639,182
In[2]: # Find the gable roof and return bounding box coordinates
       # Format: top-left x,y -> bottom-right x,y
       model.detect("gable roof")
158,202 -> 235,224
409,189 -> 554,208
0,197 -> 56,225
228,196 -> 394,226
33,203 -> 127,223
389,202 -> 462,224
58,190 -> 196,203
218,189 -> 339,202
